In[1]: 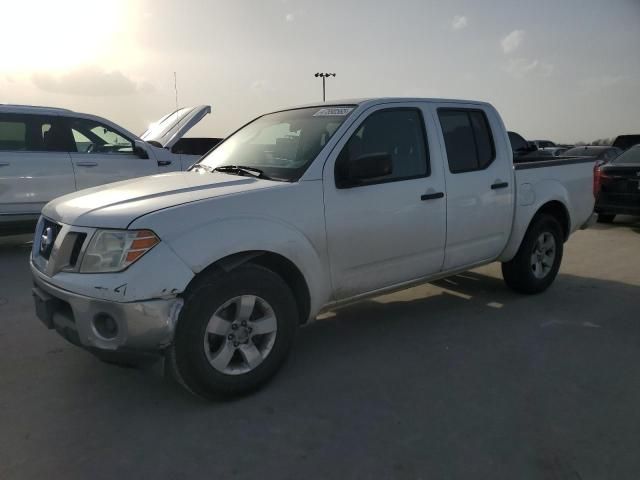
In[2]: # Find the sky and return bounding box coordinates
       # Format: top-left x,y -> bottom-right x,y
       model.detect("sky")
1,0 -> 639,143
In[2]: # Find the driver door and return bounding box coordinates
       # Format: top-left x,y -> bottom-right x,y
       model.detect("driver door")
67,117 -> 157,190
323,104 -> 447,299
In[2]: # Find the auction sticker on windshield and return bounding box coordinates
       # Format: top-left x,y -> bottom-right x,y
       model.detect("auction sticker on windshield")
313,107 -> 354,116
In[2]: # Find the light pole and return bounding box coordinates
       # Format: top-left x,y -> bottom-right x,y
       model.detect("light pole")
314,72 -> 336,102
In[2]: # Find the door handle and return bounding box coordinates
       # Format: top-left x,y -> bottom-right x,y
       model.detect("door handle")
421,192 -> 444,201
491,182 -> 509,190
157,160 -> 172,167
76,161 -> 98,167
0,162 -> 10,167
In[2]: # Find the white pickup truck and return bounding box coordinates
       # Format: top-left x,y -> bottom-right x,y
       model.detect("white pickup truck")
30,98 -> 596,398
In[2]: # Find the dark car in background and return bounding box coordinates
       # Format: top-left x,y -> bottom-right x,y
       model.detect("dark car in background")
532,139 -> 556,148
612,135 -> 640,151
594,145 -> 640,223
564,146 -> 623,163
528,147 -> 568,158
508,131 -> 538,158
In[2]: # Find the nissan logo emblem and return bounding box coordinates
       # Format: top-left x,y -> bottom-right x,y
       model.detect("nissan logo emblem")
40,227 -> 53,253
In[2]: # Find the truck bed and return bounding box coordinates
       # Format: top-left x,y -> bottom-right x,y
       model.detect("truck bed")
506,155 -> 595,261
513,155 -> 595,170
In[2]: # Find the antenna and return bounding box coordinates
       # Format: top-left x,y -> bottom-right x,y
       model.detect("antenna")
173,71 -> 179,112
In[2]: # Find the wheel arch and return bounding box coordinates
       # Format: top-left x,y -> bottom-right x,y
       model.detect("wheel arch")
499,196 -> 572,262
535,200 -> 571,241
184,250 -> 312,325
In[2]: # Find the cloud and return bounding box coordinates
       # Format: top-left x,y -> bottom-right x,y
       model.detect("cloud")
32,66 -> 153,96
504,58 -> 553,79
501,29 -> 524,54
578,75 -> 627,95
250,79 -> 276,94
251,80 -> 266,91
285,13 -> 295,22
451,15 -> 468,31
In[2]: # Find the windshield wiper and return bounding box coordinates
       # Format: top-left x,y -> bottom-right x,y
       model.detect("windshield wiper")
213,165 -> 272,180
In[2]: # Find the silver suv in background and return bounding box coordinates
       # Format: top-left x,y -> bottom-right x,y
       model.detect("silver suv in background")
0,104 -> 217,235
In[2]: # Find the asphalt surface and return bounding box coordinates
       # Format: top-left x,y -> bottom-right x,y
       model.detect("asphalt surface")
1,218 -> 639,480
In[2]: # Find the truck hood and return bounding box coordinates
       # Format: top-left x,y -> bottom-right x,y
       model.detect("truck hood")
42,172 -> 282,229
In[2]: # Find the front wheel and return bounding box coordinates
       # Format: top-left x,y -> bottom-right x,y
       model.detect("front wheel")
168,264 -> 298,399
502,214 -> 564,294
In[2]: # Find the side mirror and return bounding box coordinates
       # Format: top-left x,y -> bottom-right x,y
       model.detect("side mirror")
337,152 -> 392,188
133,140 -> 149,159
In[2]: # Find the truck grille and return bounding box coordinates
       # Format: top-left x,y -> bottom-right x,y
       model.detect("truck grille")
32,218 -> 93,276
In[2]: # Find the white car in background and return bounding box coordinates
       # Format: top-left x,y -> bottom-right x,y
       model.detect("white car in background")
0,104 -> 216,235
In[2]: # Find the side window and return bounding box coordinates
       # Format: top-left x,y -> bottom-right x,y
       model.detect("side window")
336,108 -> 429,187
0,116 -> 27,151
438,109 -> 496,173
69,118 -> 133,154
0,114 -> 71,152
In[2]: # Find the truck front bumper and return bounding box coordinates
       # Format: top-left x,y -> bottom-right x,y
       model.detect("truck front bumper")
31,263 -> 183,356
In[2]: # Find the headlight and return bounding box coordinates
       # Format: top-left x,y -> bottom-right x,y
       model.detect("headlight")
80,229 -> 160,273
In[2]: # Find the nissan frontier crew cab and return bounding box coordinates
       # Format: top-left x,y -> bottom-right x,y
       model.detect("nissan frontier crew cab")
30,98 -> 596,399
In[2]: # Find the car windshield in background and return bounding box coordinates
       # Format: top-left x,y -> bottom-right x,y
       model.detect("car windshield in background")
564,146 -> 609,157
196,106 -> 355,181
612,146 -> 640,164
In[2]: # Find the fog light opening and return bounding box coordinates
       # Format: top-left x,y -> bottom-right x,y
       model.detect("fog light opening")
93,313 -> 119,340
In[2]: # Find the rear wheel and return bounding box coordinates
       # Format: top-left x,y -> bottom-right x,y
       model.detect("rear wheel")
502,214 -> 563,294
597,214 -> 615,223
168,263 -> 298,399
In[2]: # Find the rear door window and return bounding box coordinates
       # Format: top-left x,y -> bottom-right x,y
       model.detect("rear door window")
0,114 -> 72,152
0,118 -> 26,150
438,109 -> 496,173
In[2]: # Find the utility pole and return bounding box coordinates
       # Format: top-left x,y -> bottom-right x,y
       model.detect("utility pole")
314,72 -> 336,102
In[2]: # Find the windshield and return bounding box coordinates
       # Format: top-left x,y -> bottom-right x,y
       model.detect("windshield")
564,146 -> 607,157
196,106 -> 355,181
612,146 -> 640,164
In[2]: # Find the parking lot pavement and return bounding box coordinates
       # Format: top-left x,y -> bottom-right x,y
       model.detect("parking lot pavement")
1,219 -> 639,480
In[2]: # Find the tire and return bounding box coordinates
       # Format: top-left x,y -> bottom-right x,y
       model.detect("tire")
597,214 -> 615,224
168,263 -> 298,399
501,214 -> 564,294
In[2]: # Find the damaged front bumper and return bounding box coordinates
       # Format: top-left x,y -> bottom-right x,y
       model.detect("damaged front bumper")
31,261 -> 183,356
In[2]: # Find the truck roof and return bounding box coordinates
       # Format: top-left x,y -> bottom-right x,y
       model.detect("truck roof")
276,97 -> 492,112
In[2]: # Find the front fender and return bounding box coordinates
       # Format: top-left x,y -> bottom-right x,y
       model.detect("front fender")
148,215 -> 331,319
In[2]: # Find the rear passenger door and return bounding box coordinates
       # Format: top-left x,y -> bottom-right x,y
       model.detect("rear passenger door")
67,117 -> 157,190
323,104 -> 447,299
0,113 -> 75,218
434,105 -> 513,269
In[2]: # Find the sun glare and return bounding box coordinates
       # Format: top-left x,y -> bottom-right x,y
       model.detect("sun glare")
0,0 -> 125,72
